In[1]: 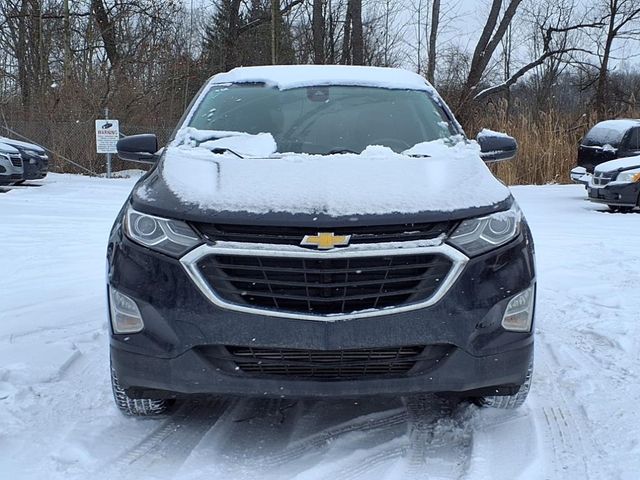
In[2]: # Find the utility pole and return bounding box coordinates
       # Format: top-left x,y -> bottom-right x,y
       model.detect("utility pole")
105,107 -> 111,179
271,0 -> 280,64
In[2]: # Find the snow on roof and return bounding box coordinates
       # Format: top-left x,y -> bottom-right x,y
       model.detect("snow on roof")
594,155 -> 640,173
594,119 -> 640,130
209,65 -> 433,92
160,140 -> 511,216
584,119 -> 640,147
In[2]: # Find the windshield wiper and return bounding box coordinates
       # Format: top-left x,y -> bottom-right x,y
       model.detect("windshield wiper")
210,147 -> 244,159
326,148 -> 359,155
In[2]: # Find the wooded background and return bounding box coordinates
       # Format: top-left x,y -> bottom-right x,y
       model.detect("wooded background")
1,0 -> 640,183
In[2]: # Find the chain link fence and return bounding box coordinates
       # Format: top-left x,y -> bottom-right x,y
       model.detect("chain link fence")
1,121 -> 175,176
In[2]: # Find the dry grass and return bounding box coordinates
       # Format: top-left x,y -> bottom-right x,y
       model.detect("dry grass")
471,108 -> 590,185
473,103 -> 640,185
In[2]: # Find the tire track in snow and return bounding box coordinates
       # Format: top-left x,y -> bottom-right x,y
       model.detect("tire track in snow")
319,443 -> 408,480
262,407 -> 408,468
106,398 -> 231,478
537,340 -> 604,479
404,395 -> 473,480
311,397 -> 473,480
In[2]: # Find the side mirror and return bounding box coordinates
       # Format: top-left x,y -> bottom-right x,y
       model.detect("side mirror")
476,130 -> 518,163
570,166 -> 590,186
116,134 -> 159,164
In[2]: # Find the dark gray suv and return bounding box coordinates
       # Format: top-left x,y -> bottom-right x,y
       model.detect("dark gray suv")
107,66 -> 535,416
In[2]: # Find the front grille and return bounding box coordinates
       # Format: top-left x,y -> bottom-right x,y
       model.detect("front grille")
10,155 -> 22,168
592,171 -> 612,186
225,345 -> 450,379
197,253 -> 453,315
195,221 -> 454,246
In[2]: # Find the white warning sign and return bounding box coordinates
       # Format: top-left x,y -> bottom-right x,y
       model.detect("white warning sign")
95,119 -> 120,154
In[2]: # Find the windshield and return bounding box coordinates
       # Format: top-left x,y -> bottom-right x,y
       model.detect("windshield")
582,123 -> 633,148
186,84 -> 458,155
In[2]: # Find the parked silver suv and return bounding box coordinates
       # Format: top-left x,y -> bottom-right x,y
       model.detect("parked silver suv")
0,142 -> 23,186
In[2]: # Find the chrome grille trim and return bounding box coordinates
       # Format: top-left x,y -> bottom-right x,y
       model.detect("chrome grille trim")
592,170 -> 613,186
10,154 -> 22,168
180,242 -> 468,321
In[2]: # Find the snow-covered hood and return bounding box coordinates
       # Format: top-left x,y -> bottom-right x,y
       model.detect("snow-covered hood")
133,136 -> 512,224
0,141 -> 20,155
595,155 -> 640,174
0,136 -> 46,155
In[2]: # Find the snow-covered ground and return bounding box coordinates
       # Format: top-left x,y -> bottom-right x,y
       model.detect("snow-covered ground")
0,174 -> 638,480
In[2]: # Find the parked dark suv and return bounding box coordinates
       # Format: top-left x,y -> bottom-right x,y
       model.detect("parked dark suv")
0,136 -> 48,183
571,119 -> 640,184
108,66 -> 535,416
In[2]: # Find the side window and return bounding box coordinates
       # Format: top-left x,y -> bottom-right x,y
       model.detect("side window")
626,127 -> 640,151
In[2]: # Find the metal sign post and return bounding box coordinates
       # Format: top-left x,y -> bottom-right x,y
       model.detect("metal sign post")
95,108 -> 119,179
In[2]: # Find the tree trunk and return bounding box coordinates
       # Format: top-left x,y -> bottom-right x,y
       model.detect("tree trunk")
596,16 -> 616,121
312,0 -> 325,64
341,1 -> 353,64
222,0 -> 243,70
17,0 -> 30,108
63,0 -> 72,84
350,0 -> 363,65
272,0 -> 280,64
91,0 -> 125,84
426,0 -> 440,84
457,0 -> 522,116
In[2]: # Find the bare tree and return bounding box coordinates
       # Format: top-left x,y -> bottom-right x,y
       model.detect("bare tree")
593,0 -> 640,120
350,0 -> 363,65
426,0 -> 440,84
312,0 -> 325,63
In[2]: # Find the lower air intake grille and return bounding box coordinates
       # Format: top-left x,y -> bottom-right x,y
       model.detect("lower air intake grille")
226,345 -> 434,379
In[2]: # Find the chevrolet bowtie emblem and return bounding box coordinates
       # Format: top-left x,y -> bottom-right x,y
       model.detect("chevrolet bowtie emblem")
301,232 -> 351,250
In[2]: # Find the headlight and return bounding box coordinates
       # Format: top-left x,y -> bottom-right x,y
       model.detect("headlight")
616,168 -> 640,183
123,206 -> 201,257
448,203 -> 522,256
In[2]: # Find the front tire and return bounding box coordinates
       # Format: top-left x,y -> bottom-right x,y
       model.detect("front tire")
608,205 -> 634,213
110,365 -> 168,416
478,362 -> 533,409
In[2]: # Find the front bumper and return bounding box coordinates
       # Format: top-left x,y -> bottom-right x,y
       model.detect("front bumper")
111,341 -> 533,399
21,154 -> 48,180
0,155 -> 23,184
588,182 -> 640,207
108,227 -> 536,398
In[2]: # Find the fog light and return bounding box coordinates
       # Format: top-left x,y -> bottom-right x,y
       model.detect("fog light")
109,287 -> 144,334
502,285 -> 535,332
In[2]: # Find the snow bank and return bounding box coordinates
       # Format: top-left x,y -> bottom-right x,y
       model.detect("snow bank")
161,140 -> 510,216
